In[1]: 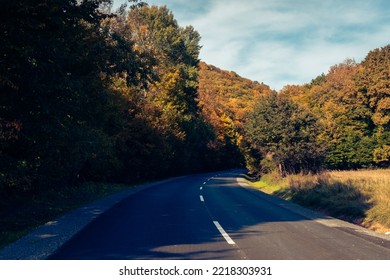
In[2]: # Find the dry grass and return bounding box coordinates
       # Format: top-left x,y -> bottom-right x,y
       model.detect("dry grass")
326,169 -> 390,232
253,169 -> 390,233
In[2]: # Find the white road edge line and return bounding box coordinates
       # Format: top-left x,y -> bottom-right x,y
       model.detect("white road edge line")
213,221 -> 236,245
200,195 -> 204,202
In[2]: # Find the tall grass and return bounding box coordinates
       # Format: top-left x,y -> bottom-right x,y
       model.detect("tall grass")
325,169 -> 390,232
253,169 -> 390,233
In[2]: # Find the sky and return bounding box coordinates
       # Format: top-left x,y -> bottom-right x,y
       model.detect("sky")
112,0 -> 390,90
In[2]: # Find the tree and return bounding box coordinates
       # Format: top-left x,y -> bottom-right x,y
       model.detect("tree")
282,60 -> 378,169
107,4 -> 214,176
244,93 -> 324,175
0,0 -> 146,191
356,45 -> 390,166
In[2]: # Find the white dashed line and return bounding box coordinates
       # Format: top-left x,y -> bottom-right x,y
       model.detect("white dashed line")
200,187 -> 203,190
213,221 -> 235,245
203,182 -> 206,185
200,195 -> 204,202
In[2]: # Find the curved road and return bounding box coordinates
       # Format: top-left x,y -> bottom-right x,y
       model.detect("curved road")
49,170 -> 390,259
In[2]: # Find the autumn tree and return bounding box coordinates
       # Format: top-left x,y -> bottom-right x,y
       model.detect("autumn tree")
107,4 -> 214,176
281,59 -> 380,169
280,47 -> 390,169
0,0 -> 147,191
356,45 -> 390,166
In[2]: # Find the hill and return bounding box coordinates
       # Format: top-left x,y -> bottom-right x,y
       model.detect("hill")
197,62 -> 274,167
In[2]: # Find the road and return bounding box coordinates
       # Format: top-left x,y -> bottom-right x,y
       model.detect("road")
48,170 -> 390,259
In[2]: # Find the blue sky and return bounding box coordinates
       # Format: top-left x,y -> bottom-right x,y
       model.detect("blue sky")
113,0 -> 390,90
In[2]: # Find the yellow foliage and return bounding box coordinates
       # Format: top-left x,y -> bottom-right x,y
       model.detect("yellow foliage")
374,145 -> 390,163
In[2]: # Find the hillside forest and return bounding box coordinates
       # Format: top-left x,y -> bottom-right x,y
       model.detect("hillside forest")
1,0 -> 389,198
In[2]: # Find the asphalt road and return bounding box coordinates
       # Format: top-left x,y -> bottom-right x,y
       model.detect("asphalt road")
48,170 -> 390,260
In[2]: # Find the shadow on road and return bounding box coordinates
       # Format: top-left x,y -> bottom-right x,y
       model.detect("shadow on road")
47,171 -> 390,260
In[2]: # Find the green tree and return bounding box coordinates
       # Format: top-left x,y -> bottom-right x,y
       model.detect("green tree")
244,93 -> 324,175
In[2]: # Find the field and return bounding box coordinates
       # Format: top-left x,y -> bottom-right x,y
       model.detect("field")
251,169 -> 390,233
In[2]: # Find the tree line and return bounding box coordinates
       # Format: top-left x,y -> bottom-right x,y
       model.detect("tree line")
198,48 -> 389,176
0,1 -> 224,194
244,50 -> 390,175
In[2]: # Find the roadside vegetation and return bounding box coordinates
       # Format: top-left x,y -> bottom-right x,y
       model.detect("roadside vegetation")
251,169 -> 390,233
0,182 -> 134,249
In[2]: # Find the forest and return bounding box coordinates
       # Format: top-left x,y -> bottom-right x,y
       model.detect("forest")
1,0 -> 389,198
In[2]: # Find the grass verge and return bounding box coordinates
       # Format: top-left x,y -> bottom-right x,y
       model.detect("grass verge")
0,182 -> 134,249
250,169 -> 390,234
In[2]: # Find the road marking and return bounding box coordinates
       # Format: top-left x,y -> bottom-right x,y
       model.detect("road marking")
203,182 -> 206,185
200,195 -> 204,202
213,221 -> 236,245
200,187 -> 203,190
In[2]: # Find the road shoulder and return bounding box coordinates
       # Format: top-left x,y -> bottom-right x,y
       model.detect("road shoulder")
237,175 -> 390,249
0,176 -> 184,260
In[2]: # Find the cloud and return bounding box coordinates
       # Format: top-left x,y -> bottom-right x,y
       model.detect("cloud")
114,0 -> 390,90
